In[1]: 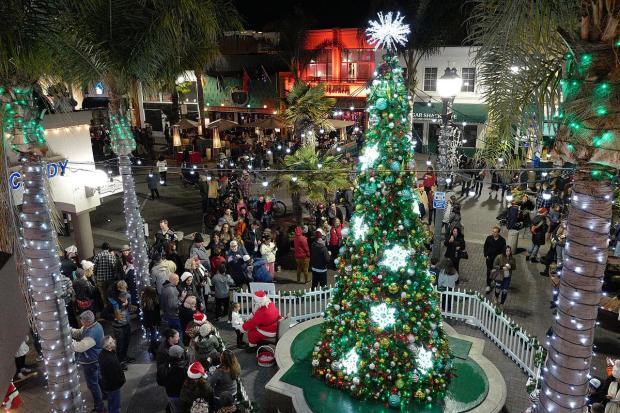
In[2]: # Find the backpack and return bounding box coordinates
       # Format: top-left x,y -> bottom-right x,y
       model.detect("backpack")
156,361 -> 170,386
190,398 -> 210,413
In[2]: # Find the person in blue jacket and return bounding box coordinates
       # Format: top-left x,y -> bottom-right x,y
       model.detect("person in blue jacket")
252,257 -> 273,282
71,310 -> 105,413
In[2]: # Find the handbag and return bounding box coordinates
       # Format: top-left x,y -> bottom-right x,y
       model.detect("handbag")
457,250 -> 469,260
492,269 -> 504,282
76,298 -> 93,310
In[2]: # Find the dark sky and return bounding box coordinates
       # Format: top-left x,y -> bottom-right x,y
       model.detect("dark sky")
235,0 -> 374,30
234,0 -> 471,44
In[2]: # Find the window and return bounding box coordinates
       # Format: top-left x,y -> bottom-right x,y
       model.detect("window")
423,68 -> 437,91
341,49 -> 374,81
305,50 -> 332,79
461,124 -> 478,147
461,68 -> 476,92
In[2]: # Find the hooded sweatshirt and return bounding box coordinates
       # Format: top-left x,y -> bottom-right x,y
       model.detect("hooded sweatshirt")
293,227 -> 310,259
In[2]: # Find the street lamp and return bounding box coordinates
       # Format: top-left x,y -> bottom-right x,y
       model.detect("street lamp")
431,67 -> 462,261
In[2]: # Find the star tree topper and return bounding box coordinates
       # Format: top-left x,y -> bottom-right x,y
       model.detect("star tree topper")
366,11 -> 410,51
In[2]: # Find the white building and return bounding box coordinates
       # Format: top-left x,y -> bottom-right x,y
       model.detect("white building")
379,47 -> 488,155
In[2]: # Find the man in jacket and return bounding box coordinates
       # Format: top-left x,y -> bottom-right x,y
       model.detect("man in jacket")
161,273 -> 184,331
310,229 -> 330,289
92,242 -> 118,306
189,233 -> 211,271
243,220 -> 262,257
506,200 -> 521,251
483,226 -> 506,293
71,310 -> 105,413
99,336 -> 126,413
150,253 -> 171,295
527,208 -> 548,263
293,226 -> 310,283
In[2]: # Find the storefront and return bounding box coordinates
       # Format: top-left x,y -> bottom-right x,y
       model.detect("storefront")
411,102 -> 488,155
7,111 -> 123,257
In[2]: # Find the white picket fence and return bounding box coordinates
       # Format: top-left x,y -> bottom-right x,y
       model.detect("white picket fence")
233,286 -> 544,377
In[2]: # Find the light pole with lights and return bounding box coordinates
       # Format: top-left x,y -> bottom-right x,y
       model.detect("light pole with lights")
431,67 -> 462,261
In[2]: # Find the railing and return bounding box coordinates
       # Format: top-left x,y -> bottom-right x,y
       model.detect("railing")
233,286 -> 544,377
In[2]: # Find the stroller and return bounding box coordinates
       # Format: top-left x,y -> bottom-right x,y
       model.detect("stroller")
180,163 -> 199,187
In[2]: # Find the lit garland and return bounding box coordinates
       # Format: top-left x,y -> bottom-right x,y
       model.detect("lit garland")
312,32 -> 452,406
1,86 -> 84,411
538,49 -> 614,413
109,111 -> 150,331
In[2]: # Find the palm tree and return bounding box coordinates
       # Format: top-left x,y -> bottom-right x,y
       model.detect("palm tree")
283,81 -> 336,147
469,1 -> 616,411
0,0 -> 95,409
61,0 -> 241,307
271,146 -> 350,224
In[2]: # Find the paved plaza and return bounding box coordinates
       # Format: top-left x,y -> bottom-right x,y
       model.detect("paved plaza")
16,160 -> 617,413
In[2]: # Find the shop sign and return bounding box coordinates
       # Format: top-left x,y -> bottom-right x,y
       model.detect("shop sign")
9,160 -> 68,190
433,191 -> 447,209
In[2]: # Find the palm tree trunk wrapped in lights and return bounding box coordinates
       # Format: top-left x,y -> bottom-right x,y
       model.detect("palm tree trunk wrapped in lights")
539,172 -> 611,412
469,2 -> 620,411
108,103 -> 150,307
2,87 -> 84,411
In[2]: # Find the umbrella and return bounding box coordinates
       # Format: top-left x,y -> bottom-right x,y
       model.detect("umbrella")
206,119 -> 238,131
175,118 -> 199,130
325,119 -> 355,129
242,116 -> 289,129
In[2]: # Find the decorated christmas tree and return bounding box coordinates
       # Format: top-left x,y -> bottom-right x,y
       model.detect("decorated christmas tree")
312,12 -> 453,407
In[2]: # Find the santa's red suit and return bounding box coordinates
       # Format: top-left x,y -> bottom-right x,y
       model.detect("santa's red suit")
242,290 -> 281,346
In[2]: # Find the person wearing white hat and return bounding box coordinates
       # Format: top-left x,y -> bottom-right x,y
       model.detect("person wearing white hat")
178,272 -> 202,310
180,362 -> 212,411
241,290 -> 280,347
73,261 -> 97,314
61,245 -> 79,280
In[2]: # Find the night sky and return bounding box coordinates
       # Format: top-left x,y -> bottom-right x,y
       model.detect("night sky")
235,0 -> 375,30
235,0 -> 470,44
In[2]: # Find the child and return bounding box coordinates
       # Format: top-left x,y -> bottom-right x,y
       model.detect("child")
210,247 -> 226,273
193,322 -> 222,368
212,263 -> 235,320
231,302 -> 245,347
242,255 -> 254,283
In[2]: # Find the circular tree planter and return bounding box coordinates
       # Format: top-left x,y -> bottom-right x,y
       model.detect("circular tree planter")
265,318 -> 506,413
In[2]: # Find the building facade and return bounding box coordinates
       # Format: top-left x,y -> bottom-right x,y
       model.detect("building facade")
384,47 -> 488,155
279,28 -> 376,127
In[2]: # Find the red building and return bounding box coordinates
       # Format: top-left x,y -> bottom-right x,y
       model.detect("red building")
279,28 -> 376,124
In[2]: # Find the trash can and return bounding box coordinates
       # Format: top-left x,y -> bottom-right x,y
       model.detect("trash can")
507,229 -> 520,252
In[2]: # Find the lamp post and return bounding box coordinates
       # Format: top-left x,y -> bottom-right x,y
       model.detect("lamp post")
431,67 -> 462,261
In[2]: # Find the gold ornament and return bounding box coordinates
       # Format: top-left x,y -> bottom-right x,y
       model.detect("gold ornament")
388,283 -> 399,294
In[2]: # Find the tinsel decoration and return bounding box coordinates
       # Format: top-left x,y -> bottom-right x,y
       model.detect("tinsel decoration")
312,50 -> 453,406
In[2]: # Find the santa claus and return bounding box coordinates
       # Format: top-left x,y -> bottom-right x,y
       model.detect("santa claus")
242,290 -> 281,346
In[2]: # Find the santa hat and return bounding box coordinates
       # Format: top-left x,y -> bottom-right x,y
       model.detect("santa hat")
253,290 -> 270,307
193,312 -> 207,325
187,361 -> 206,379
180,272 -> 193,282
243,254 -> 251,262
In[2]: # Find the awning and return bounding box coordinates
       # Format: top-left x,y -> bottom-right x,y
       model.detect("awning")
412,102 -> 487,124
242,116 -> 289,129
175,118 -> 199,130
206,118 -> 238,131
325,119 -> 355,129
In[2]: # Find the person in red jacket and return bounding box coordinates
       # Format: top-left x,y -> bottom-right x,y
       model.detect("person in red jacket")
293,226 -> 310,283
210,247 -> 226,274
241,290 -> 281,347
328,218 -> 343,268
